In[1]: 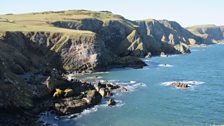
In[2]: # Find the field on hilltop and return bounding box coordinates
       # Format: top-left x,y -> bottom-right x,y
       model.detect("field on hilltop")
0,10 -> 123,33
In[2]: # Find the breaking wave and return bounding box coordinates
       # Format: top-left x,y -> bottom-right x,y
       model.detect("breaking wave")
158,64 -> 173,68
161,80 -> 205,89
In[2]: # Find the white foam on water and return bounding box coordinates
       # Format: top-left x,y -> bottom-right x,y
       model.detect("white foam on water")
99,79 -> 110,83
143,59 -> 151,62
106,80 -> 146,92
166,54 -> 180,57
66,74 -> 74,81
161,80 -> 204,86
85,76 -> 97,80
69,80 -> 145,119
158,64 -> 173,68
93,71 -> 110,74
161,80 -> 205,89
114,100 -> 125,107
96,76 -> 103,79
73,105 -> 100,120
123,82 -> 147,92
72,99 -> 125,120
130,80 -> 136,84
39,77 -> 146,124
38,112 -> 59,126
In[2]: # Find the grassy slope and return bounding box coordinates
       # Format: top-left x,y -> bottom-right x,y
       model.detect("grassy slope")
0,10 -> 123,35
187,24 -> 220,38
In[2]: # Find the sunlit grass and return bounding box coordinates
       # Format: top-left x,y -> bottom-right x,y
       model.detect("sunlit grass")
0,10 -> 124,33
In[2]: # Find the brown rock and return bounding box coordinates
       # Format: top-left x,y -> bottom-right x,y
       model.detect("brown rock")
171,82 -> 190,88
99,88 -> 111,97
84,90 -> 102,105
54,98 -> 88,115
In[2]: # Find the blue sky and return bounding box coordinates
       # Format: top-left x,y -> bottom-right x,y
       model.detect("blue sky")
1,0 -> 223,27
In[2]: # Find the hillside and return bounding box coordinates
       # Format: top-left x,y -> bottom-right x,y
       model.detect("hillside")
0,10 -> 205,73
187,24 -> 224,43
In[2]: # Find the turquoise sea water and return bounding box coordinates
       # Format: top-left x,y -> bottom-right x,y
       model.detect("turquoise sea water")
45,44 -> 224,126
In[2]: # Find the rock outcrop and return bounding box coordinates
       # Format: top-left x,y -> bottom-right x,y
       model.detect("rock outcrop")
170,82 -> 190,89
107,99 -> 116,106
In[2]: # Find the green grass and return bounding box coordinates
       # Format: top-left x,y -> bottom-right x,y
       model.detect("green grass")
0,10 -> 123,33
187,24 -> 221,38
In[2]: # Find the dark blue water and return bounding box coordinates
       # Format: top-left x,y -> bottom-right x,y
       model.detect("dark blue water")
47,45 -> 224,126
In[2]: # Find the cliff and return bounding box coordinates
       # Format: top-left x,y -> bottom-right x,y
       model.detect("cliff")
0,10 -> 217,124
1,10 -> 207,74
50,11 -> 201,56
187,24 -> 224,43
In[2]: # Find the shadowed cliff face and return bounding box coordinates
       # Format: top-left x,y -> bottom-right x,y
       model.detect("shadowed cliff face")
0,31 -> 144,73
0,32 -> 62,109
0,31 -> 145,110
52,18 -> 201,57
133,19 -> 197,55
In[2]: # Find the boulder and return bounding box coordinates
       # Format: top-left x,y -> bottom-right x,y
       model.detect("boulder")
106,84 -> 120,90
99,88 -> 111,97
83,90 -> 102,105
107,99 -> 116,106
94,82 -> 102,91
54,99 -> 88,115
171,82 -> 190,88
53,90 -> 102,115
114,56 -> 147,69
160,52 -> 168,57
43,76 -> 71,92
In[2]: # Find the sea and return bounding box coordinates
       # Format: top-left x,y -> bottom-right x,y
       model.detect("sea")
40,44 -> 224,126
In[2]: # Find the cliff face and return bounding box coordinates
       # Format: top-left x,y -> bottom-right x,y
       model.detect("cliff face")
0,10 -> 217,111
52,15 -> 207,57
133,19 -> 199,55
24,31 -> 106,72
0,32 -> 51,109
0,31 -> 146,110
187,25 -> 224,43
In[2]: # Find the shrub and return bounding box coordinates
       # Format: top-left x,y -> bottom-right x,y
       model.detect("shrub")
53,88 -> 62,97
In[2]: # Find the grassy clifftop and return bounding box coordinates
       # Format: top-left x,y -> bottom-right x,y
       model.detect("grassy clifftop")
1,10 -> 200,58
0,10 -> 123,33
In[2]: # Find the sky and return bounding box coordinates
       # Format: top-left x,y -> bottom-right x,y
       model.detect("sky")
1,0 -> 224,27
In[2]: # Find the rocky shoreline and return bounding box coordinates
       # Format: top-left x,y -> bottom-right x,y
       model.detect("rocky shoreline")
0,68 -> 129,126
